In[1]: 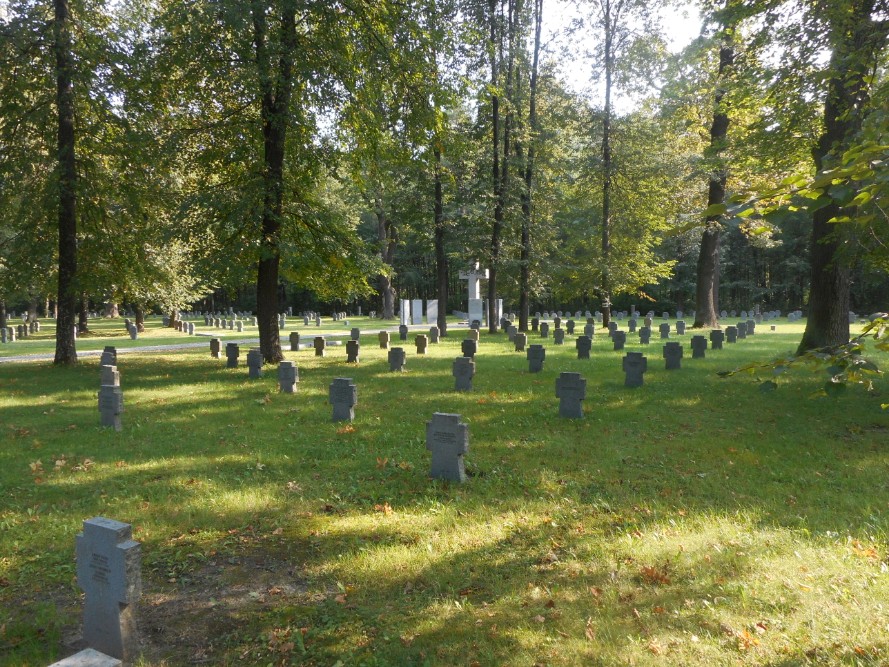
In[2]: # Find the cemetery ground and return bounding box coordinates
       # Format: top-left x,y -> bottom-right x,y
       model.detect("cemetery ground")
1,317 -> 888,666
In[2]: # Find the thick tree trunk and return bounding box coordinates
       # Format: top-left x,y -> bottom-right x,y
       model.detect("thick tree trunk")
376,204 -> 397,319
487,0 -> 505,333
78,293 -> 89,333
53,0 -> 77,365
0,300 -> 6,331
134,303 -> 145,332
434,147 -> 449,336
252,1 -> 296,363
694,25 -> 733,329
798,0 -> 887,353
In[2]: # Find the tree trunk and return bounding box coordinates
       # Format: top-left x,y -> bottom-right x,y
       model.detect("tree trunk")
376,203 -> 397,319
487,0 -> 505,333
694,20 -> 734,330
78,293 -> 89,333
798,0 -> 887,353
518,0 -> 542,333
0,300 -> 7,331
135,303 -> 145,332
434,147 -> 449,336
600,4 -> 614,329
252,1 -> 296,363
53,0 -> 77,365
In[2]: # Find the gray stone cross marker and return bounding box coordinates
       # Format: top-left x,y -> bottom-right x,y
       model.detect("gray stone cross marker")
98,366 -> 123,431
663,341 -> 683,370
726,326 -> 738,343
461,338 -> 477,359
378,331 -> 390,349
659,322 -> 670,339
289,332 -> 300,351
453,356 -> 475,391
576,335 -> 592,359
351,327 -> 361,341
746,319 -> 756,335
612,330 -> 627,351
466,328 -> 480,342
540,322 -> 550,338
76,517 -> 141,660
676,320 -> 686,336
226,343 -> 240,368
584,324 -> 595,338
398,324 -> 408,341
628,318 -> 637,333
346,340 -> 360,363
639,326 -> 651,344
736,321 -> 747,339
313,336 -> 326,357
514,332 -> 527,352
210,338 -> 221,358
531,317 -> 539,332
710,329 -> 724,349
459,263 -> 488,300
100,346 -> 117,367
690,335 -> 707,359
566,319 -> 575,335
507,324 -> 517,341
278,361 -> 298,393
623,352 -> 647,387
329,378 -> 357,422
527,344 -> 545,373
554,328 -> 565,345
555,372 -> 586,418
553,316 -> 562,329
415,334 -> 428,355
429,326 -> 440,343
426,412 -> 469,482
246,349 -> 264,378
388,347 -> 406,372
607,321 -> 618,337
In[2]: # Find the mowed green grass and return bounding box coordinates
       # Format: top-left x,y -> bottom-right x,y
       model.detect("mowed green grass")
1,319 -> 887,666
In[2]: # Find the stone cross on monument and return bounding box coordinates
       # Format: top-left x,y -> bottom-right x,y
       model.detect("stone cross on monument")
459,262 -> 489,300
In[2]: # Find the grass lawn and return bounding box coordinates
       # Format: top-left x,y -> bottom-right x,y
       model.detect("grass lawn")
1,317 -> 887,666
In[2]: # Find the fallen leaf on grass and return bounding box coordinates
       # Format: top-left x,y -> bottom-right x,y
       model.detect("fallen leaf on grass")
373,503 -> 393,515
585,617 -> 595,641
336,424 -> 356,434
736,629 -> 760,650
640,565 -> 671,585
532,614 -> 546,623
376,457 -> 388,469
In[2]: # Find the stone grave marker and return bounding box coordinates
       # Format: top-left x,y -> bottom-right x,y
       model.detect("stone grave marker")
531,317 -> 539,332
746,319 -> 756,335
644,315 -> 653,328
566,319 -> 575,335
612,330 -> 627,351
378,331 -> 390,349
398,324 -> 408,341
628,318 -> 637,333
278,361 -> 298,393
540,322 -> 550,338
639,326 -> 651,344
1,329 -> 6,344
234,321 -> 242,333
514,332 -> 527,352
527,344 -> 545,372
100,346 -> 117,367
607,321 -> 618,337
329,378 -> 357,422
303,315 -> 310,326
426,413 -> 469,482
470,319 -> 481,331
553,316 -> 562,329
453,356 -> 475,391
346,340 -> 360,363
554,328 -> 565,345
461,339 -> 477,359
98,366 -> 123,431
429,326 -> 440,343
313,336 -> 326,357
725,326 -> 738,343
623,352 -> 647,387
659,322 -> 670,339
415,335 -> 428,355
675,320 -> 686,336
289,332 -> 300,351
663,341 -> 683,370
246,349 -> 263,378
388,347 -> 406,372
555,372 -> 586,418
710,329 -> 724,350
730,310 -> 737,318
128,325 -> 138,340
584,324 -> 595,338
350,327 -> 361,341
49,648 -> 122,667
676,310 -> 684,319
576,335 -> 592,359
736,321 -> 747,339
209,338 -> 221,358
466,328 -> 480,342
507,324 -> 517,341
226,343 -> 240,368
690,335 -> 707,359
75,517 -> 141,660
